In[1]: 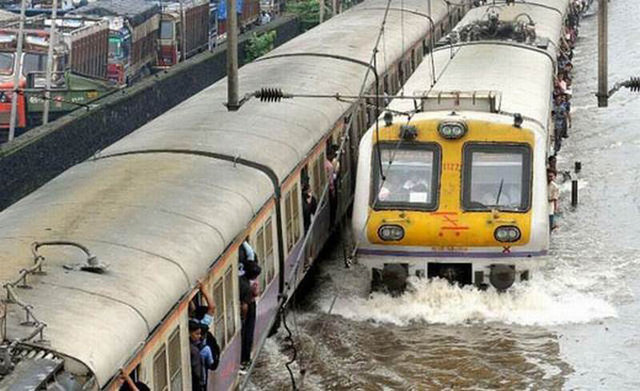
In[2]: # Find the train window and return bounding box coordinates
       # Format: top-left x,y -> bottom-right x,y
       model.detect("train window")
292,184 -> 301,243
265,217 -> 275,283
153,345 -> 169,391
255,227 -> 267,289
285,193 -> 294,251
213,280 -> 225,350
168,328 -> 182,390
284,184 -> 301,251
397,62 -> 404,85
371,142 -> 441,211
410,49 -> 416,71
312,154 -> 324,199
223,267 -> 236,343
462,144 -> 532,212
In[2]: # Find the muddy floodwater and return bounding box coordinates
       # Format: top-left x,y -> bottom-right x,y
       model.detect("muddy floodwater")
248,2 -> 640,389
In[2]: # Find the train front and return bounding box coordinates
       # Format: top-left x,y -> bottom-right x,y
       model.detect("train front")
352,98 -> 549,293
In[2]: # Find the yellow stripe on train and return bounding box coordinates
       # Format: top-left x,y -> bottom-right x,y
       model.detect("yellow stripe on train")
366,117 -> 535,248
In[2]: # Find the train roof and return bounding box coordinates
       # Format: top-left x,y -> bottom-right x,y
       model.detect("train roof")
99,0 -> 454,182
0,0 -> 469,387
0,154 -> 273,387
388,42 -> 554,132
452,0 -> 568,50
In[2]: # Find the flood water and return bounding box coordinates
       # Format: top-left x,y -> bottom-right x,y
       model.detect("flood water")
248,2 -> 640,389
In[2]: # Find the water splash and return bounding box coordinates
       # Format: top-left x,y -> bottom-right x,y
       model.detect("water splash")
325,274 -> 616,326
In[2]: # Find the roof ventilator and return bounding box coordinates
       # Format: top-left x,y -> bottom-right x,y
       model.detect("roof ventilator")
28,241 -> 111,274
443,11 -> 538,46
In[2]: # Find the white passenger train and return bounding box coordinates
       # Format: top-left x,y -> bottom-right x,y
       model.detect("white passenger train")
352,0 -> 573,292
0,0 -> 472,389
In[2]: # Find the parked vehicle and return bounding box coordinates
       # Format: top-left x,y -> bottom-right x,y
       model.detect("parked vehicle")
74,0 -> 161,86
216,0 -> 260,39
156,0 -> 209,68
0,16 -> 111,128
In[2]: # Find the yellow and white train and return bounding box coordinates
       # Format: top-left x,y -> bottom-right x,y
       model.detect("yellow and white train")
352,0 -> 572,292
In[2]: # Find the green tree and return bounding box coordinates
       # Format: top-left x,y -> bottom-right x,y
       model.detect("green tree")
286,0 -> 320,31
245,30 -> 277,62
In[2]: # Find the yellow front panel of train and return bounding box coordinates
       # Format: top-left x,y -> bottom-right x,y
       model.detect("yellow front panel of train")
366,118 -> 535,248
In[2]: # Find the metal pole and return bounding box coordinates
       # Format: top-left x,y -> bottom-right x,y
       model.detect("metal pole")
319,0 -> 324,23
179,0 -> 186,62
226,0 -> 239,110
597,0 -> 608,107
8,0 -> 27,141
332,0 -> 337,16
43,0 -> 58,125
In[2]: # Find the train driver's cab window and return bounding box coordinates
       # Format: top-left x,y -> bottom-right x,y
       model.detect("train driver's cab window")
462,144 -> 532,211
371,143 -> 440,210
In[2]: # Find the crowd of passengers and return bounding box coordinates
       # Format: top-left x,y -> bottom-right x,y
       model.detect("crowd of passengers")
547,0 -> 589,232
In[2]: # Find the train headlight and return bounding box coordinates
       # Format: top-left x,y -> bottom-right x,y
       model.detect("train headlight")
377,224 -> 405,241
494,226 -> 521,243
438,121 -> 467,140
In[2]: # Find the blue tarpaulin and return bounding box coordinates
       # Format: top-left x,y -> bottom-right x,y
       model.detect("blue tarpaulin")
217,0 -> 242,20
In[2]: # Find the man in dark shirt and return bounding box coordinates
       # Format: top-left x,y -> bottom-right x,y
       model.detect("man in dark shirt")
189,320 -> 204,390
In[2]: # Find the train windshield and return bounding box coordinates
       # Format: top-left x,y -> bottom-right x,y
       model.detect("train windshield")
462,144 -> 532,211
372,143 -> 440,210
0,53 -> 13,75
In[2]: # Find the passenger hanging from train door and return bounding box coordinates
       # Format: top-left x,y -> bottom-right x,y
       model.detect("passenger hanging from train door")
547,155 -> 557,173
189,280 -> 216,329
189,320 -> 205,390
119,369 -> 150,391
302,182 -> 317,233
238,239 -> 261,373
325,143 -> 341,225
198,322 -> 220,385
548,169 -> 560,232
187,280 -> 220,386
552,94 -> 570,153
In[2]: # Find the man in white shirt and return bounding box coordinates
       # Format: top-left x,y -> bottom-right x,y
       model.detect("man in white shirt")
548,169 -> 559,231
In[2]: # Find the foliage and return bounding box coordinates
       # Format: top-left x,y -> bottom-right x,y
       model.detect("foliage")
286,0 -> 320,31
245,30 -> 277,62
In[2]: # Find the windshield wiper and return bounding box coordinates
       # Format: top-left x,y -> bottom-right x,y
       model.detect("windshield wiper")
495,178 -> 504,206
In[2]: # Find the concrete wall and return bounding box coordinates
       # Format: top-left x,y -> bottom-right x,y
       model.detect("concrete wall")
0,15 -> 301,211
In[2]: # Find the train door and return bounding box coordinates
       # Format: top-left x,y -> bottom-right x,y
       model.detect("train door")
335,118 -> 353,221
